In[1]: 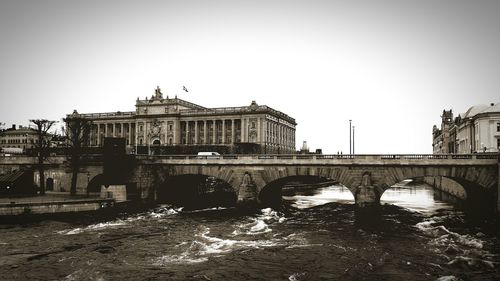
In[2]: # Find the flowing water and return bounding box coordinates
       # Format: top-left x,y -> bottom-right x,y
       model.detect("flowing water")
0,183 -> 499,280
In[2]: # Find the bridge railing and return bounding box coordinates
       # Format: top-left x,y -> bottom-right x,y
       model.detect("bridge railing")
137,153 -> 498,161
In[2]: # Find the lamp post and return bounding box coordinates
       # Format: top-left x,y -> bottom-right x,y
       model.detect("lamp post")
352,125 -> 355,154
349,120 -> 352,154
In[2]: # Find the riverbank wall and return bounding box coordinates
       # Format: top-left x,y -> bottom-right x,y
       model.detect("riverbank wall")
0,198 -> 115,217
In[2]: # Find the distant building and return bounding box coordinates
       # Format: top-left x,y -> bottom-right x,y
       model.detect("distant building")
299,141 -> 309,154
432,103 -> 500,153
68,86 -> 297,154
0,125 -> 39,151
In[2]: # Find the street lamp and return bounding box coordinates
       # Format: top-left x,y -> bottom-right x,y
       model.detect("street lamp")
349,120 -> 352,154
352,125 -> 355,154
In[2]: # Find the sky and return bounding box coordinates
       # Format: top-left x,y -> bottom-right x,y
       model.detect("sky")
0,0 -> 499,154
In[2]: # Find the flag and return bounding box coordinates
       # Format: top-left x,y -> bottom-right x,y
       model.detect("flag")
183,86 -> 188,92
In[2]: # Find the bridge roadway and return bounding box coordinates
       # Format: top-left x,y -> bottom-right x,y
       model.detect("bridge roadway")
1,154 -> 499,211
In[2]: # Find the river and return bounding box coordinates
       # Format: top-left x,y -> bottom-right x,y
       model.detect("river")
0,182 -> 498,280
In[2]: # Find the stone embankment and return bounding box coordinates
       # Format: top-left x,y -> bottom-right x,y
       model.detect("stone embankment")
0,194 -> 115,217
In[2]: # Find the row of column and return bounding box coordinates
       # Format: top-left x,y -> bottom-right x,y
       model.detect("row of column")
90,118 -> 295,150
266,120 -> 295,153
93,122 -> 135,146
182,119 -> 241,145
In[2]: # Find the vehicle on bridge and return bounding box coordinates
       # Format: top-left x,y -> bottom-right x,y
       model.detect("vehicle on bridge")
0,147 -> 24,156
197,152 -> 221,159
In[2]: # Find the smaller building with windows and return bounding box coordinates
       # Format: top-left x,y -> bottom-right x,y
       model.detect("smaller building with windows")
432,103 -> 500,153
0,125 -> 39,151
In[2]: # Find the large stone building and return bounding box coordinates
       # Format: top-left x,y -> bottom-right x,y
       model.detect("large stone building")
71,87 -> 296,154
432,103 -> 500,153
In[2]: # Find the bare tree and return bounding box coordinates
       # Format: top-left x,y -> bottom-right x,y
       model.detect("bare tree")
30,119 -> 56,195
64,111 -> 92,195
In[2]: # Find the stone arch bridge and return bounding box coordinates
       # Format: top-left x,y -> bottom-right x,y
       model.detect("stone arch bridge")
133,154 -> 499,210
1,154 -> 498,211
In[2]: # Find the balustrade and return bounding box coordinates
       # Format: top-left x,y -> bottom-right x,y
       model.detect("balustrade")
129,153 -> 498,162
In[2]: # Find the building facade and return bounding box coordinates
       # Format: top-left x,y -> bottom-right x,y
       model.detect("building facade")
0,125 -> 39,151
432,103 -> 500,153
72,87 -> 296,154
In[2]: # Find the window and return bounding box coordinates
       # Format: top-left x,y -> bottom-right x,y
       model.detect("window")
169,125 -> 173,131
498,139 -> 500,150
497,122 -> 500,132
139,125 -> 143,132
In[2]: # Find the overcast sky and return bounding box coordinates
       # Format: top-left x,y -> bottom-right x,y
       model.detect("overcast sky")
0,0 -> 499,154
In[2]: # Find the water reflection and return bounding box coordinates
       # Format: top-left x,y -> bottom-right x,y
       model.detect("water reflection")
283,185 -> 354,209
380,182 -> 454,214
283,181 -> 456,214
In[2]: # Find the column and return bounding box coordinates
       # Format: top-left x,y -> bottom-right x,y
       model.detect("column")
129,123 -> 133,146
222,120 -> 226,144
244,118 -> 248,142
213,120 -> 217,144
194,121 -> 198,144
231,119 -> 235,144
283,126 -> 288,150
287,127 -> 290,152
203,120 -> 207,144
173,120 -> 177,145
278,124 -> 282,147
96,123 -> 101,146
185,121 -> 189,144
257,118 -> 261,143
120,123 -> 124,138
134,123 -> 138,147
289,127 -> 291,151
104,123 -> 108,138
240,118 -> 245,142
89,125 -> 94,146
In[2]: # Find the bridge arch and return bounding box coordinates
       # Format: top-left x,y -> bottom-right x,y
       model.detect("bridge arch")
380,166 -> 496,204
259,175 -> 352,206
87,174 -> 105,193
254,167 -> 362,207
380,166 -> 497,192
157,173 -> 237,209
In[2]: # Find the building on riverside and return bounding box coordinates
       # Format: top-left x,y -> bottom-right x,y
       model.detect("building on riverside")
432,103 -> 500,153
0,125 -> 39,151
68,86 -> 297,154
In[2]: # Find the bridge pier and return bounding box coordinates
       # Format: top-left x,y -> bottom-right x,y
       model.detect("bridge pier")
354,186 -> 380,207
236,172 -> 259,207
353,172 -> 380,207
